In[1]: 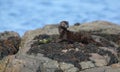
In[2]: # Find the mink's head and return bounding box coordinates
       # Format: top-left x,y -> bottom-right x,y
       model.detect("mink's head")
58,21 -> 69,35
60,21 -> 69,28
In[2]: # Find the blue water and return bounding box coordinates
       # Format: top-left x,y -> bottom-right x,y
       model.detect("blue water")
0,0 -> 120,35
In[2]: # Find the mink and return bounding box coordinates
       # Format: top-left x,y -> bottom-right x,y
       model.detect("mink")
58,21 -> 98,44
58,21 -> 94,44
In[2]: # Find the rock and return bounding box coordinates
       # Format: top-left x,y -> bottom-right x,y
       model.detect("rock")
95,59 -> 108,67
43,60 -> 59,69
0,31 -> 21,59
80,66 -> 120,72
111,63 -> 120,68
92,35 -> 117,47
98,47 -> 119,65
75,48 -> 79,51
0,55 -> 24,72
59,62 -> 79,72
105,67 -> 120,72
59,62 -> 75,70
0,31 -> 20,39
0,57 -> 10,72
26,30 -> 119,71
43,24 -> 58,29
4,58 -> 25,72
41,60 -> 59,72
1,21 -> 120,72
20,24 -> 59,54
89,53 -> 108,67
79,61 -> 95,69
64,67 -> 79,72
62,49 -> 68,53
79,66 -> 111,72
117,41 -> 120,45
78,21 -> 120,34
74,23 -> 81,26
92,33 -> 120,45
110,41 -> 119,48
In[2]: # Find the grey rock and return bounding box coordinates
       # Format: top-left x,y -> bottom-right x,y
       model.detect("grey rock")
59,62 -> 79,72
79,66 -> 111,72
43,60 -> 59,69
106,68 -> 120,72
0,31 -> 20,39
59,62 -> 75,70
79,61 -> 95,70
79,21 -> 120,34
65,67 -> 79,72
99,47 -> 117,56
89,53 -> 107,67
95,59 -> 107,67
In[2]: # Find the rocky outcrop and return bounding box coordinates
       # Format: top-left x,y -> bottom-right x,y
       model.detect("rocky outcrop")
0,31 -> 21,72
0,21 -> 120,72
70,20 -> 120,34
0,31 -> 21,59
80,66 -> 120,72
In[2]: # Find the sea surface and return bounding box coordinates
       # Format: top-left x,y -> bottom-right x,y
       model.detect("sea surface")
0,0 -> 120,35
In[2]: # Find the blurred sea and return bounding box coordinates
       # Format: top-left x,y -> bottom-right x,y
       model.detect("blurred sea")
0,0 -> 120,35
